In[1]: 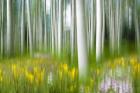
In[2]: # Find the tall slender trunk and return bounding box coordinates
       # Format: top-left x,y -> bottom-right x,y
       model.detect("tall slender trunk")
33,11 -> 36,51
96,0 -> 102,61
116,0 -> 122,54
21,0 -> 25,54
58,0 -> 63,56
76,0 -> 88,81
6,0 -> 12,56
1,0 -> 4,56
51,0 -> 55,54
102,0 -> 105,54
90,0 -> 95,52
54,0 -> 58,55
134,1 -> 140,54
26,0 -> 33,56
44,0 -> 47,51
84,0 -> 89,52
38,0 -> 43,51
109,0 -> 115,54
71,0 -> 76,62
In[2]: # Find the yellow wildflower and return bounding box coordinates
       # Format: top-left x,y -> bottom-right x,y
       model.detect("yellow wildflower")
33,66 -> 38,74
117,57 -> 125,67
25,70 -> 34,84
138,64 -> 140,73
0,69 -> 3,82
63,63 -> 68,73
130,56 -> 137,66
69,68 -> 77,80
36,69 -> 45,84
121,60 -> 125,67
133,64 -> 138,75
33,67 -> 45,85
11,64 -> 19,78
12,64 -> 16,70
0,76 -> 2,82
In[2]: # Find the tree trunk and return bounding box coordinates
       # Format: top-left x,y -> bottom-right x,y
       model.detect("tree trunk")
1,0 -> 4,56
26,0 -> 33,56
44,0 -> 47,51
96,0 -> 102,61
76,0 -> 88,81
102,0 -> 105,54
54,0 -> 58,55
70,0 -> 76,62
58,0 -> 63,57
21,0 -> 25,55
6,0 -> 12,56
109,0 -> 115,55
51,0 -> 55,54
38,0 -> 43,51
134,1 -> 140,54
90,0 -> 95,52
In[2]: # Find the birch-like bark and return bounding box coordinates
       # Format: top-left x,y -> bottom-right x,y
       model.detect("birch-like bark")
26,0 -> 33,56
6,0 -> 12,56
38,0 -> 43,51
109,0 -> 115,54
76,0 -> 88,80
51,0 -> 55,54
90,0 -> 95,51
1,0 -> 4,56
21,0 -> 25,54
134,1 -> 140,54
58,0 -> 63,56
54,0 -> 58,55
96,0 -> 102,61
70,0 -> 76,62
44,0 -> 47,51
102,0 -> 105,54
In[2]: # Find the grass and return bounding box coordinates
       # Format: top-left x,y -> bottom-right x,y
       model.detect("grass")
0,54 -> 139,93
0,57 -> 79,93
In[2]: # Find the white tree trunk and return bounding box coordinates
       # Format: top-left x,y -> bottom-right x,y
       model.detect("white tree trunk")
51,0 -> 55,54
84,0 -> 89,52
6,0 -> 12,56
39,14 -> 43,51
38,1 -> 43,51
135,15 -> 140,52
134,1 -> 140,53
116,0 -> 121,54
70,0 -> 75,62
26,0 -> 33,56
44,0 -> 47,51
58,0 -> 63,56
21,0 -> 25,54
33,13 -> 36,51
90,0 -> 95,51
1,0 -> 4,56
102,0 -> 105,54
96,0 -> 102,61
53,0 -> 58,55
76,0 -> 88,80
109,0 -> 115,54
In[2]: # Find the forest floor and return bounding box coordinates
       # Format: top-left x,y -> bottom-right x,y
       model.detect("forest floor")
0,55 -> 139,93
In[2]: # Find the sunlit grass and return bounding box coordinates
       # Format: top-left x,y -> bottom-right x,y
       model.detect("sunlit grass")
0,56 -> 139,93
